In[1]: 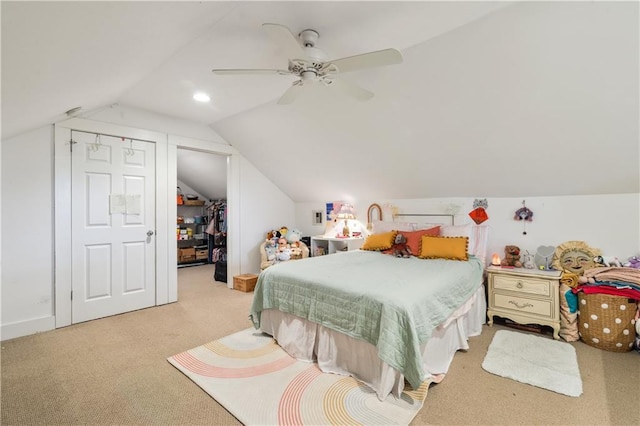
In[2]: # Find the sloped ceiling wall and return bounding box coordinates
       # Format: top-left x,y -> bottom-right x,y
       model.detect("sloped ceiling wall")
2,2 -> 637,203
177,149 -> 227,201
213,1 -> 639,202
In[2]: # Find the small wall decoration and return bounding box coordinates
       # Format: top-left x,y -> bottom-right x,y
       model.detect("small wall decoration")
366,203 -> 383,231
469,198 -> 489,224
514,200 -> 534,235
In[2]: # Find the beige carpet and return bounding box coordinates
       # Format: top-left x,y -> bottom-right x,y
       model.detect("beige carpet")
1,264 -> 639,425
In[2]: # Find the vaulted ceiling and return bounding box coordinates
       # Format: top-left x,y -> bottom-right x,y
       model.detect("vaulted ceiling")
2,1 -> 638,202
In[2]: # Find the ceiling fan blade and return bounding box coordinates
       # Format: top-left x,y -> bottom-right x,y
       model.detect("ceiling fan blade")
327,78 -> 374,102
330,48 -> 403,74
262,23 -> 307,60
212,68 -> 290,76
277,82 -> 304,105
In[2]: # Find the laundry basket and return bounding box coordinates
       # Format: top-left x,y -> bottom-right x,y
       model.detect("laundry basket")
577,292 -> 637,352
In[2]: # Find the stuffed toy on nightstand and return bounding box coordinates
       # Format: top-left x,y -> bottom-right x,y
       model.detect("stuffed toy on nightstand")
501,245 -> 523,268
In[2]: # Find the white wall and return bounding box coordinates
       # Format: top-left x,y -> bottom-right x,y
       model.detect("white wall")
1,126 -> 56,337
238,156 -> 295,275
0,106 -> 295,340
295,194 -> 640,265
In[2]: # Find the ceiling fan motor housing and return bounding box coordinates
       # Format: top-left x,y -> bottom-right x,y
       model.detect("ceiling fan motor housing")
299,29 -> 319,47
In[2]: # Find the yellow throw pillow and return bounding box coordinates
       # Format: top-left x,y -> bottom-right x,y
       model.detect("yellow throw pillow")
362,231 -> 398,251
419,235 -> 469,260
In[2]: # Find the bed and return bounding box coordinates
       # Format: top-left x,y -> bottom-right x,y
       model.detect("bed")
249,222 -> 489,400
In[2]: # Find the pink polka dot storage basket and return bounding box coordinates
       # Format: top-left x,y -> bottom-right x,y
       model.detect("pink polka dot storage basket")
577,292 -> 636,352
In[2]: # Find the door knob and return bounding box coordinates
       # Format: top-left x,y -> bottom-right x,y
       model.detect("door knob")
147,230 -> 154,237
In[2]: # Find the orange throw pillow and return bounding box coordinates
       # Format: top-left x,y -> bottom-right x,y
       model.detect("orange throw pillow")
399,227 -> 441,256
419,235 -> 469,261
362,231 -> 398,251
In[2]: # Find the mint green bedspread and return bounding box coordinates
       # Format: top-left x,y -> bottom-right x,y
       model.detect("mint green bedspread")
249,250 -> 484,389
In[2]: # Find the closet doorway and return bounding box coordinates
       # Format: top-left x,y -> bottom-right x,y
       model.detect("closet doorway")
176,148 -> 228,283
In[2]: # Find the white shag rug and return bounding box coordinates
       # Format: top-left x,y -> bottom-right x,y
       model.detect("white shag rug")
482,330 -> 583,397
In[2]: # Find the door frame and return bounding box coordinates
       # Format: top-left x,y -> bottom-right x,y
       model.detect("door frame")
54,118 -> 169,328
54,118 -> 238,328
168,134 -> 238,297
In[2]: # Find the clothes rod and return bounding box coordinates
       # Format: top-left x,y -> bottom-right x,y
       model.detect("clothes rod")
70,129 -> 156,144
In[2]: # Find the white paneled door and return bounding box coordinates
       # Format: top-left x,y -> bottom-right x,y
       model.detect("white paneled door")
71,131 -> 156,323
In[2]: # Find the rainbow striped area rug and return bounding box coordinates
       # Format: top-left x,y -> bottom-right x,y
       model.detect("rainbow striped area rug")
168,328 -> 429,425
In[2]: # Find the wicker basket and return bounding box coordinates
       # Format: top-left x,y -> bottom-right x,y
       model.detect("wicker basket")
577,292 -> 637,352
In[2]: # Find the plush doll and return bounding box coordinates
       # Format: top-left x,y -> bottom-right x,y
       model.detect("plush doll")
264,239 -> 277,262
286,228 -> 302,244
593,255 -> 622,267
276,247 -> 291,261
266,230 -> 281,241
624,256 -> 640,269
279,226 -> 289,239
501,245 -> 523,268
390,233 -> 411,258
522,251 -> 535,269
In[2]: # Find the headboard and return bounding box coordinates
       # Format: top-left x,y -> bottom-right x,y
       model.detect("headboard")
393,213 -> 455,225
383,212 -> 488,265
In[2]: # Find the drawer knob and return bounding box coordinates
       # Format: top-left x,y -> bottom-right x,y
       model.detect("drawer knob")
516,281 -> 523,289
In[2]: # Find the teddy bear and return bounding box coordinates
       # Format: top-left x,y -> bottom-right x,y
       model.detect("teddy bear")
390,233 -> 411,258
501,245 -> 523,268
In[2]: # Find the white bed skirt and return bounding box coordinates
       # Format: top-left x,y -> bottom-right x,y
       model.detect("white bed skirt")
259,285 -> 486,400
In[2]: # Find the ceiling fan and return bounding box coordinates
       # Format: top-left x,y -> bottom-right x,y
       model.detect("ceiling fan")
212,23 -> 403,105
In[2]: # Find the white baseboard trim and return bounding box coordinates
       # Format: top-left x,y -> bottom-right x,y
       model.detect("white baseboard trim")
1,315 -> 56,342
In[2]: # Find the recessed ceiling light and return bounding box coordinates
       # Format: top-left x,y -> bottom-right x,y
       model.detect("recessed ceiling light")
193,92 -> 210,102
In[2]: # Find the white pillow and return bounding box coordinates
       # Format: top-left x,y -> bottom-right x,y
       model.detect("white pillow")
371,220 -> 414,234
440,223 -> 472,238
441,223 -> 490,265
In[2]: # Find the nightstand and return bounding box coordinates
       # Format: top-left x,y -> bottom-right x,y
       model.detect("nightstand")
487,266 -> 562,340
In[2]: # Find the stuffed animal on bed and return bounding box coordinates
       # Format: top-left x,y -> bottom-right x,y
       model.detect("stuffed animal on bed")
593,255 -> 622,267
624,256 -> 640,269
501,245 -> 523,268
390,233 -> 411,258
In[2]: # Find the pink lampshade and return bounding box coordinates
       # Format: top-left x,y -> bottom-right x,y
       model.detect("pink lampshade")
336,204 -> 356,220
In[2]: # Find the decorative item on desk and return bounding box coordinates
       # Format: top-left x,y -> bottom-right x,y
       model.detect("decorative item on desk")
491,253 -> 501,266
514,200 -> 534,235
342,220 -> 350,237
469,198 -> 489,224
523,251 -> 535,269
336,203 -> 356,237
535,245 -> 555,270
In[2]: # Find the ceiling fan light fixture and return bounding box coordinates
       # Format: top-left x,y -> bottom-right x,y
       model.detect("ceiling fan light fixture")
193,92 -> 211,103
212,23 -> 403,105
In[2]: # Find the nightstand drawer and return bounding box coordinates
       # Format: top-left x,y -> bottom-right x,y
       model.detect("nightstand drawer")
493,293 -> 553,318
493,275 -> 551,297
